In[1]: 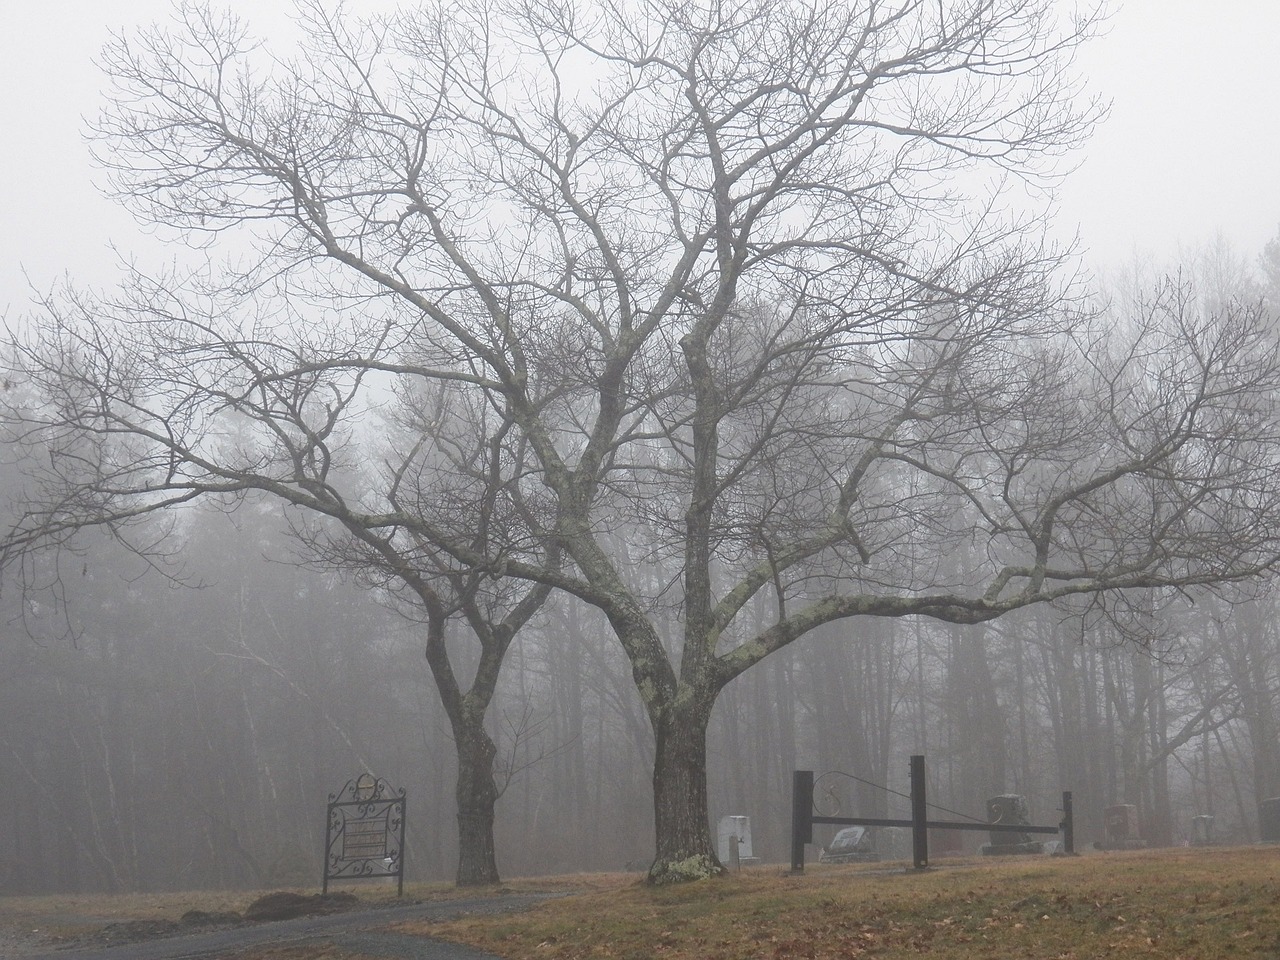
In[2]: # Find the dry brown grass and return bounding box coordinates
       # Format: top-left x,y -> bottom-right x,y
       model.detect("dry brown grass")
419,846 -> 1280,959
217,949 -> 385,960
5,848 -> 1279,959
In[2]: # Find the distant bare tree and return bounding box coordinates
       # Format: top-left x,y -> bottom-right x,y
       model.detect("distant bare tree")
1260,229 -> 1280,308
7,0 -> 1280,884
2,293 -> 552,886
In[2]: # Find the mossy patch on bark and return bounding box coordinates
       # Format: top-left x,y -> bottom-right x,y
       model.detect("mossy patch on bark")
647,854 -> 722,885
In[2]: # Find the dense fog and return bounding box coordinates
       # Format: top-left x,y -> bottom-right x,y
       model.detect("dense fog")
2,483 -> 1277,892
4,0 -> 1280,895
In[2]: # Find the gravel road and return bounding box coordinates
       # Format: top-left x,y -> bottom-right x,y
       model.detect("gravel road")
6,892 -> 558,960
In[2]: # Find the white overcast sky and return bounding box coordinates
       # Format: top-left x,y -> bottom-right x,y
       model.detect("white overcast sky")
2,1 -> 1279,316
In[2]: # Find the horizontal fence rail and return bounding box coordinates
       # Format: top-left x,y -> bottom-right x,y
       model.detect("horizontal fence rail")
791,756 -> 1073,871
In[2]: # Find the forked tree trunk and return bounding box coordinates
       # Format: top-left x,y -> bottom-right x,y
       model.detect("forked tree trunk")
423,606 -> 508,887
648,696 -> 723,884
454,724 -> 500,886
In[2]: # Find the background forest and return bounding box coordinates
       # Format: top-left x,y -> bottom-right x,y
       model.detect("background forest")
4,242 -> 1280,891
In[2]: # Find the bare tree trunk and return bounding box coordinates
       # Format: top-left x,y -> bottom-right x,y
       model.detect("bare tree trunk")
424,611 -> 504,887
1147,659 -> 1174,846
648,697 -> 719,884
454,724 -> 500,886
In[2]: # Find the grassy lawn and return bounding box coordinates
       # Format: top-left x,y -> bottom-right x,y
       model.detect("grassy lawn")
416,847 -> 1280,959
2,847 -> 1278,958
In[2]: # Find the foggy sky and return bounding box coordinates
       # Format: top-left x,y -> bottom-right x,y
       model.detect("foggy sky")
2,0 -> 1278,314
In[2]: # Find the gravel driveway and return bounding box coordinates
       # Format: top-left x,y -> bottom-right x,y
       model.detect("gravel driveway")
6,892 -> 558,960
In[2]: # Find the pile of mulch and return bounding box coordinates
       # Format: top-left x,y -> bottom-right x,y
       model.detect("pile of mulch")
89,891 -> 358,945
242,891 -> 358,922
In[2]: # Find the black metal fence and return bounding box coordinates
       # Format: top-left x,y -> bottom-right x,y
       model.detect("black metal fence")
791,755 -> 1073,871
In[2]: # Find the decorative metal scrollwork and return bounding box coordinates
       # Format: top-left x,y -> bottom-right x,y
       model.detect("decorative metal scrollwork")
323,774 -> 406,895
812,772 -> 843,817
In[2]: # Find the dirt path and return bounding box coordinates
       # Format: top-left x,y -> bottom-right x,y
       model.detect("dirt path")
6,893 -> 557,960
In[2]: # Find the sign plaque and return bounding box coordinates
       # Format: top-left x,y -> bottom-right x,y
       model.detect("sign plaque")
323,774 -> 406,895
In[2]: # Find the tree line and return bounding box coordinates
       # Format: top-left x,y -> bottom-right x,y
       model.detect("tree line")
2,490 -> 1278,892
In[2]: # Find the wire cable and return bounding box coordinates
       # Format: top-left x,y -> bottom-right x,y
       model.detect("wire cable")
812,770 -> 989,824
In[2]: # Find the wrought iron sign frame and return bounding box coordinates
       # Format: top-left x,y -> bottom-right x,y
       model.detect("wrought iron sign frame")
323,774 -> 406,895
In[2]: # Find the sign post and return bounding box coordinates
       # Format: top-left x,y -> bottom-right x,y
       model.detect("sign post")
323,774 -> 406,896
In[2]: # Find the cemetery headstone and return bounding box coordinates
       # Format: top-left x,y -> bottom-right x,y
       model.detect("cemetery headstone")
717,815 -> 758,867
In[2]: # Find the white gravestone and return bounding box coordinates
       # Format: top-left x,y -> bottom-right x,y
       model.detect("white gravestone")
717,815 -> 753,862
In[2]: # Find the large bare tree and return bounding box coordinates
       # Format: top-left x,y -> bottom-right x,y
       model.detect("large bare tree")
7,0 -> 1280,883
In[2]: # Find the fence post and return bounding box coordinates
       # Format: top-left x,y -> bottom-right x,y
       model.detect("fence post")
910,754 -> 928,870
322,797 -> 333,895
791,770 -> 814,873
1061,791 -> 1074,855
